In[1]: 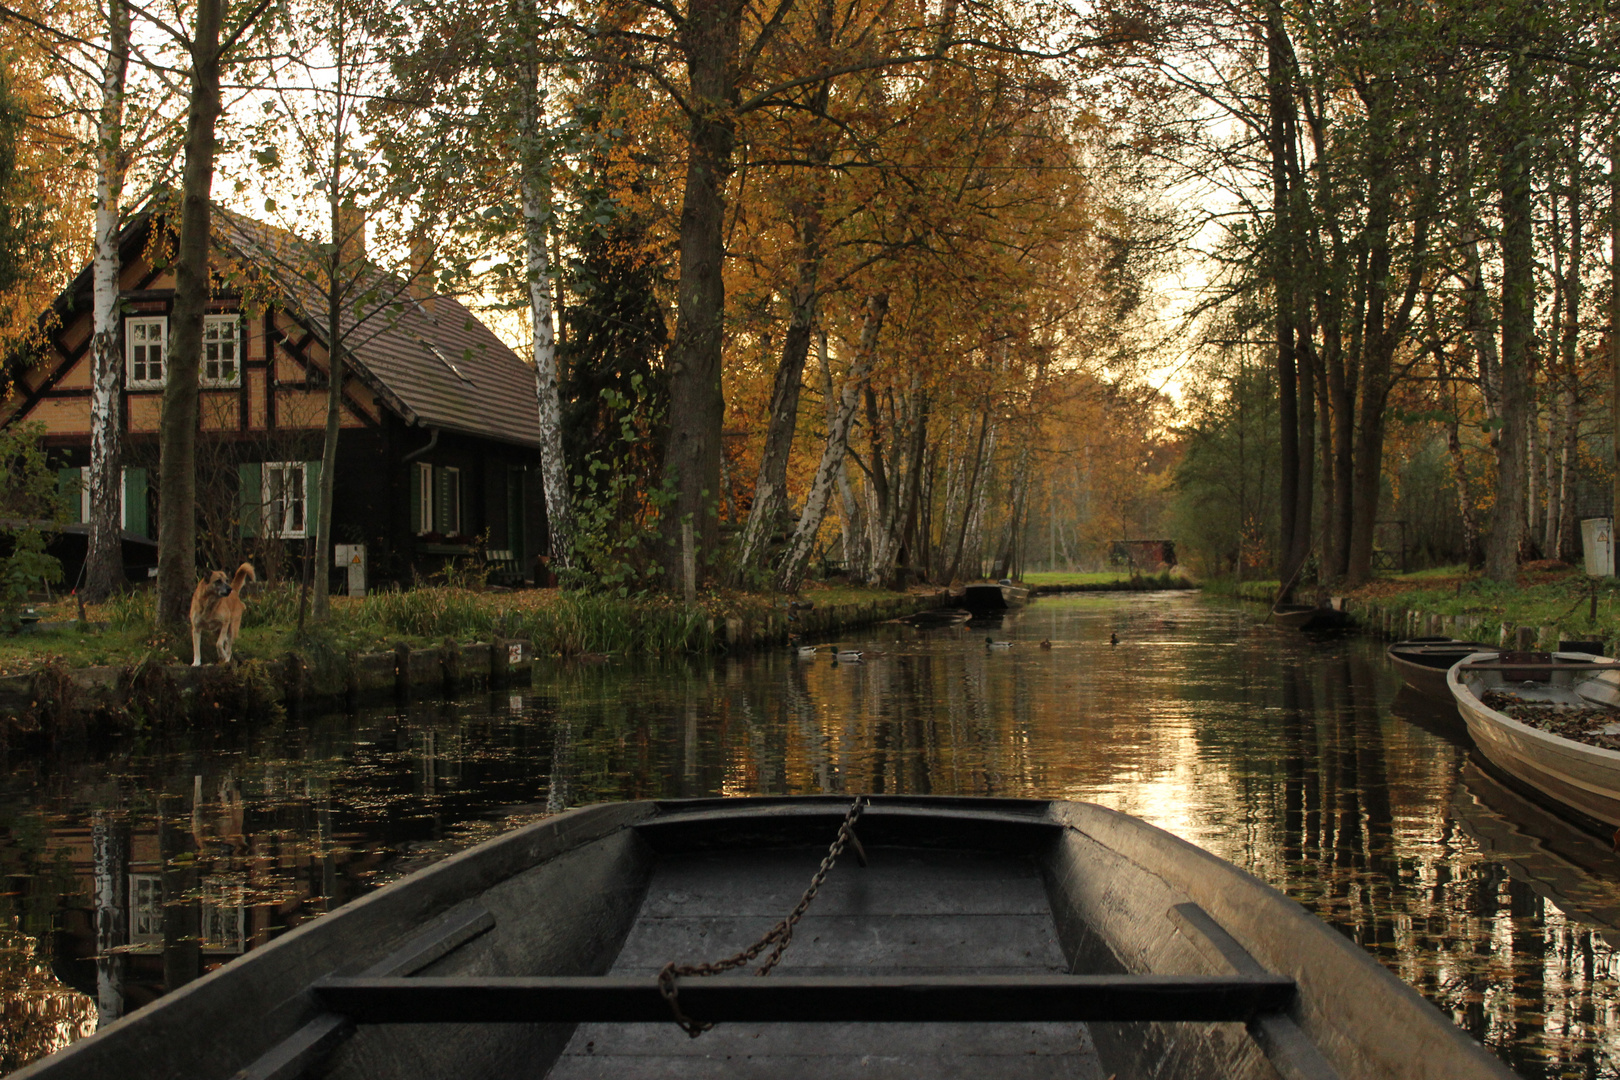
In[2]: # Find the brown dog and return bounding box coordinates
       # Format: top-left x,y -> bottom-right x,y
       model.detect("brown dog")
191,561 -> 256,666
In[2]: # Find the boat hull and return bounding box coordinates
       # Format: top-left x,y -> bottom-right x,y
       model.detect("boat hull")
14,796 -> 1516,1080
1386,639 -> 1495,700
1449,653 -> 1620,831
1270,604 -> 1348,630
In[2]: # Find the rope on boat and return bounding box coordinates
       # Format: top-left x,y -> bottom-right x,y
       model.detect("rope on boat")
657,796 -> 869,1037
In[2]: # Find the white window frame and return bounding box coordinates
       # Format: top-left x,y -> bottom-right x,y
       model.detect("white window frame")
415,461 -> 434,535
201,314 -> 241,388
125,316 -> 167,389
129,873 -> 162,945
201,877 -> 246,954
76,467 -> 89,522
442,466 -> 461,537
263,461 -> 309,539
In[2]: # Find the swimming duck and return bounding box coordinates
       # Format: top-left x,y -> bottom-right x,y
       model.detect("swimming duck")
1039,639 -> 1052,650
797,645 -> 821,658
986,637 -> 1014,649
835,649 -> 865,662
1110,632 -> 1119,646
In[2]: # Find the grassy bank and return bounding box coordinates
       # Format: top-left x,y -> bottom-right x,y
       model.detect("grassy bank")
1022,570 -> 1195,591
1216,563 -> 1620,649
0,580 -> 934,679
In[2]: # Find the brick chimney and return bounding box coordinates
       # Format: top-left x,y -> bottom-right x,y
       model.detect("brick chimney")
336,204 -> 366,265
409,235 -> 438,319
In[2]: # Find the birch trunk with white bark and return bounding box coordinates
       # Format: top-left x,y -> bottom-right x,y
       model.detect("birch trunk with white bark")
84,0 -> 130,602
518,19 -> 573,568
776,293 -> 888,591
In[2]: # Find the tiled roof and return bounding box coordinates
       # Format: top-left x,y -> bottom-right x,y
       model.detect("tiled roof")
212,206 -> 541,448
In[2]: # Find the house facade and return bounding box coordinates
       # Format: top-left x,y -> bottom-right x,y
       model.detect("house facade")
1,206 -> 548,590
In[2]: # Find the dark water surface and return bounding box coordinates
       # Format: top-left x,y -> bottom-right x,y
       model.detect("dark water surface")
4,592 -> 1620,1077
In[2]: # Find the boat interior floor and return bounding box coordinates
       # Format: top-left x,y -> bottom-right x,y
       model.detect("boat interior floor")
547,846 -> 1108,1079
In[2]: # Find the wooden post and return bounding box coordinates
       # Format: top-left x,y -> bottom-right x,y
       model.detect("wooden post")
394,642 -> 411,699
1515,626 -> 1535,650
492,636 -> 509,689
682,521 -> 697,604
441,640 -> 459,697
283,652 -> 305,715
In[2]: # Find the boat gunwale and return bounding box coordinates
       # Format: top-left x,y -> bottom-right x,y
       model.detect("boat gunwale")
1449,650 -> 1620,765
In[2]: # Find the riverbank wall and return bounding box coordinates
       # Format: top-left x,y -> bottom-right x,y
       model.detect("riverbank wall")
0,591 -> 947,737
1230,580 -> 1612,653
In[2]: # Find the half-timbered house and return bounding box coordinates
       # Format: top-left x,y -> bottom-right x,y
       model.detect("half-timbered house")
1,205 -> 547,590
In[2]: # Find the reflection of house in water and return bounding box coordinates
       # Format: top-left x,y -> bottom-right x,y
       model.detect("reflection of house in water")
44,773 -> 387,1024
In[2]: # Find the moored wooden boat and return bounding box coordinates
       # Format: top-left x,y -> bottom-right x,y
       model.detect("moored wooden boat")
1269,603 -> 1348,630
15,796 -> 1515,1080
1449,651 -> 1620,832
1386,637 -> 1495,700
960,582 -> 1030,612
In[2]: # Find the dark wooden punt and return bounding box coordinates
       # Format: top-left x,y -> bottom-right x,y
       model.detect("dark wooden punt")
16,797 -> 1517,1080
1270,603 -> 1350,630
1386,638 -> 1496,700
960,582 -> 1030,612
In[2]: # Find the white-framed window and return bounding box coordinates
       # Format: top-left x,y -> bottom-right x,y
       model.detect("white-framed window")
440,466 -> 461,536
264,462 -> 308,538
129,873 -> 162,945
125,317 -> 166,388
201,877 -> 246,954
201,315 -> 241,387
415,461 -> 433,535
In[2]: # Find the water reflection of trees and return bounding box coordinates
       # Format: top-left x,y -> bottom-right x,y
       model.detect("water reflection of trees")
6,600 -> 1620,1078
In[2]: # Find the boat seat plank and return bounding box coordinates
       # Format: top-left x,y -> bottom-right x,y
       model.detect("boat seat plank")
1169,903 -> 1343,1080
230,903 -> 495,1080
312,973 -> 1299,1023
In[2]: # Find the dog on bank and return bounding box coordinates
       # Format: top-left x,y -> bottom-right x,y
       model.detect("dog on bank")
191,562 -> 256,666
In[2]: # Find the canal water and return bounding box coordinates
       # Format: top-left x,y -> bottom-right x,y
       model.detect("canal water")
3,591 -> 1619,1077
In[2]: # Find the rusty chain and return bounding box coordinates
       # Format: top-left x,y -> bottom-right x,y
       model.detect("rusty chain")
657,796 -> 868,1037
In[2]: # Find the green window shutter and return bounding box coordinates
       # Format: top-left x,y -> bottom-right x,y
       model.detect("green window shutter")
123,467 -> 148,537
305,459 -> 322,540
57,468 -> 82,523
238,462 -> 262,538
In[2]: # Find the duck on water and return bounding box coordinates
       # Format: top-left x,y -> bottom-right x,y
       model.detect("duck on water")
16,796 -> 1515,1080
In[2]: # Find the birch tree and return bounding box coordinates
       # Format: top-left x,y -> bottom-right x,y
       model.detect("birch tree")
82,0 -> 131,603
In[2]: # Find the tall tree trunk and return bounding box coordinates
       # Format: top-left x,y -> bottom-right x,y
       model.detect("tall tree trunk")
777,293 -> 887,591
84,0 -> 131,602
1485,55 -> 1534,584
661,0 -> 740,587
312,23 -> 350,623
518,13 -> 573,568
1267,4 -> 1302,590
1611,133 -> 1620,552
732,204 -> 824,579
156,0 -> 224,627
732,0 -> 835,582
